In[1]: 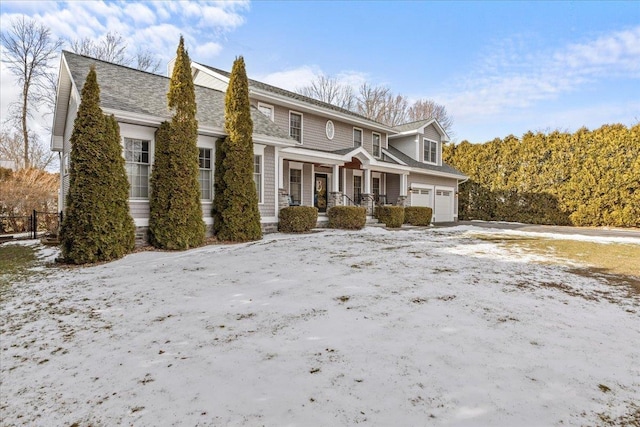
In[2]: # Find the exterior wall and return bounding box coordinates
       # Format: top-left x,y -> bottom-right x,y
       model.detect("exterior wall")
60,91 -> 80,211
389,135 -> 418,160
386,174 -> 400,205
193,72 -> 227,92
408,173 -> 457,189
251,99 -> 387,157
423,123 -> 441,143
259,145 -> 276,218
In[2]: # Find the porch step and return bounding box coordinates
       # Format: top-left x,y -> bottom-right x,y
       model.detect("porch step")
365,217 -> 379,225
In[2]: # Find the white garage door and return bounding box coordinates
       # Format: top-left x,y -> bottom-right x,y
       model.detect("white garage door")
410,189 -> 432,208
434,189 -> 454,222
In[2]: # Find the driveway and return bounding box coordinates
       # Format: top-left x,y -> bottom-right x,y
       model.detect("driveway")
446,220 -> 640,239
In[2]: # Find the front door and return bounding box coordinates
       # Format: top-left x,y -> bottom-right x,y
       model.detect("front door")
314,174 -> 328,212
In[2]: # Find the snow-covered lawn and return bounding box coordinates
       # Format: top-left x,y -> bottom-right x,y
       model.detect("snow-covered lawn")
1,226 -> 639,426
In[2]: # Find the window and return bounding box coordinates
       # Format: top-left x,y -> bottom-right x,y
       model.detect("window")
124,138 -> 150,198
198,148 -> 212,200
290,112 -> 302,143
372,133 -> 381,157
258,103 -> 274,121
372,177 -> 380,198
424,139 -> 438,164
254,155 -> 262,203
353,128 -> 362,147
353,175 -> 362,204
290,169 -> 302,205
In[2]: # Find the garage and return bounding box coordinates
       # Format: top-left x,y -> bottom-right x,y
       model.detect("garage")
410,188 -> 432,209
434,189 -> 454,222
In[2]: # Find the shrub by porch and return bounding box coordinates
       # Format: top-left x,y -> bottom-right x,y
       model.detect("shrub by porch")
328,206 -> 366,230
404,207 -> 433,226
278,206 -> 318,233
375,206 -> 405,228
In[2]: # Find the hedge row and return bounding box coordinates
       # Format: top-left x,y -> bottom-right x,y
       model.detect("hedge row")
375,206 -> 404,228
279,206 -> 318,233
328,206 -> 366,230
404,207 -> 433,226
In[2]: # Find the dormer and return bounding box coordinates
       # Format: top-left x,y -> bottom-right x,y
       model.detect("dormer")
388,118 -> 450,166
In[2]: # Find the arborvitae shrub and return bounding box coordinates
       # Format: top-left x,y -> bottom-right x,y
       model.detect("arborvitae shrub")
212,56 -> 262,242
278,206 -> 318,233
404,207 -> 432,226
376,206 -> 404,228
60,67 -> 135,264
328,206 -> 366,230
148,36 -> 205,249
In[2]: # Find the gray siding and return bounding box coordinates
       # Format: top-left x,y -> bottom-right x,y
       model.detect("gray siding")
61,92 -> 79,211
259,145 -> 276,218
408,173 -> 457,188
423,123 -> 441,142
389,135 -> 417,161
386,174 -> 400,205
130,202 -> 150,218
302,164 -> 313,206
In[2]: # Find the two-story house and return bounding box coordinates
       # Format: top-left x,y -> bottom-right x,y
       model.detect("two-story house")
51,51 -> 466,241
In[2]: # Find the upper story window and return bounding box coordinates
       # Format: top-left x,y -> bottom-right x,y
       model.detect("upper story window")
198,148 -> 212,200
424,139 -> 438,164
258,102 -> 274,121
353,128 -> 362,147
254,154 -> 263,203
289,112 -> 303,143
372,132 -> 381,157
124,138 -> 150,198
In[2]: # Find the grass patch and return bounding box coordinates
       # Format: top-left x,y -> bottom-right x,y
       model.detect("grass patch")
0,244 -> 37,290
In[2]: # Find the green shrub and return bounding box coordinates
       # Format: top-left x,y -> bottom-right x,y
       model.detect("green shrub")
328,206 -> 366,230
404,206 -> 432,226
376,206 -> 404,228
278,206 -> 318,233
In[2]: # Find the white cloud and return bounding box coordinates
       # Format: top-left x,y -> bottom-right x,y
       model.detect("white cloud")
124,3 -> 156,26
440,25 -> 640,124
258,65 -> 323,92
193,42 -> 223,61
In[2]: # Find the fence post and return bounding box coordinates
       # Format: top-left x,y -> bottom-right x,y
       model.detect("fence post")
32,209 -> 37,239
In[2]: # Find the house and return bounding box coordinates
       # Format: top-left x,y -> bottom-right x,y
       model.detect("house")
51,51 -> 467,242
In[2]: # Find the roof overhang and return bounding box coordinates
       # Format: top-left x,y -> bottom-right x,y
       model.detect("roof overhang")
390,118 -> 450,142
50,53 -> 75,152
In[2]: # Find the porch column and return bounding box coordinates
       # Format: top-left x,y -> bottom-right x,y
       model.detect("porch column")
400,174 -> 408,196
278,156 -> 284,188
363,168 -> 371,194
332,165 -> 340,192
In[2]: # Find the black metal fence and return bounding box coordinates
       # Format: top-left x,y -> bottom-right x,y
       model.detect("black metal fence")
0,210 -> 61,239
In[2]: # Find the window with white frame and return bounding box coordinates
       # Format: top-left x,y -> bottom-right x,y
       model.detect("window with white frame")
258,103 -> 274,121
372,132 -> 381,157
353,175 -> 362,203
353,128 -> 362,147
124,138 -> 150,198
253,155 -> 262,203
198,148 -> 212,200
290,112 -> 302,143
424,139 -> 438,164
289,168 -> 302,205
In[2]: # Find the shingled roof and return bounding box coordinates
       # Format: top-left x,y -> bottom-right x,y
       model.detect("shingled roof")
385,146 -> 466,177
392,119 -> 435,133
63,51 -> 291,140
196,63 -> 394,131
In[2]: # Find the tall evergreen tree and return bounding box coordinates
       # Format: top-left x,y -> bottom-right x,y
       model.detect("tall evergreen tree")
148,36 -> 205,249
212,56 -> 262,241
60,66 -> 135,264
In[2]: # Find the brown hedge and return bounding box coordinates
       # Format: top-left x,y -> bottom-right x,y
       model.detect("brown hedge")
279,206 -> 318,233
328,206 -> 366,230
404,207 -> 432,226
376,206 -> 404,228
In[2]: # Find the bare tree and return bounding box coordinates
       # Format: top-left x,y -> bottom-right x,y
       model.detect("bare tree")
380,94 -> 409,127
408,99 -> 453,134
356,83 -> 391,123
70,31 -> 160,73
0,126 -> 55,170
1,16 -> 63,168
297,74 -> 356,110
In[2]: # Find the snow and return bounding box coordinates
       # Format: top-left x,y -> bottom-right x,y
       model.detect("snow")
2,226 -> 639,426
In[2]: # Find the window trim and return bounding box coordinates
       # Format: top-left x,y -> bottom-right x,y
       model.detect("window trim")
289,111 -> 303,144
423,138 -> 438,165
198,147 -> 212,201
124,137 -> 151,199
353,127 -> 363,148
288,166 -> 303,206
254,154 -> 264,204
257,102 -> 275,122
372,132 -> 381,158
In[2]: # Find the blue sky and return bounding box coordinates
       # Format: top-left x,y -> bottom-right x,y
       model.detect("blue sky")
1,1 -> 639,143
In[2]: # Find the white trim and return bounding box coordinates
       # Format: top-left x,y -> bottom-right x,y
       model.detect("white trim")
289,110 -> 304,144
388,118 -> 451,142
415,135 -> 420,161
260,216 -> 278,223
254,144 -> 266,205
372,132 -> 382,158
353,127 -> 363,148
380,148 -> 407,166
257,102 -> 275,121
310,164 -> 315,206
326,120 -> 335,140
288,163 -> 303,206
274,146 -> 280,212
423,138 -> 438,165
